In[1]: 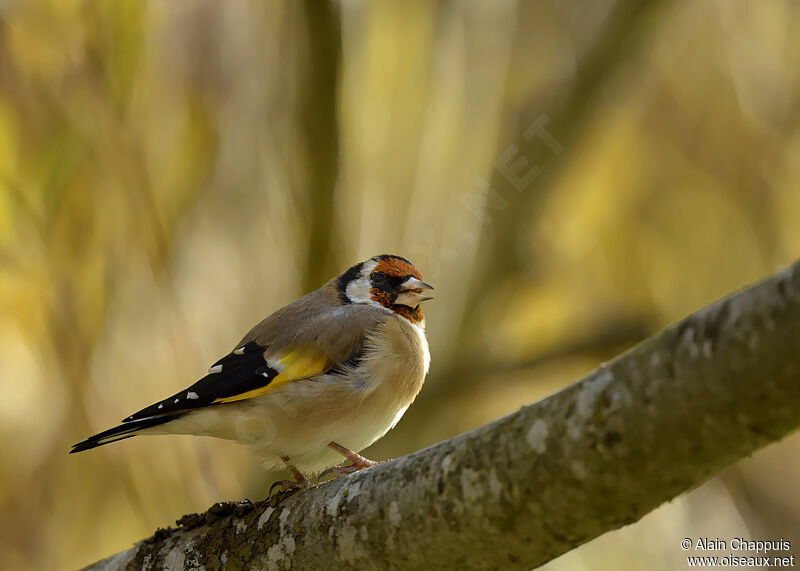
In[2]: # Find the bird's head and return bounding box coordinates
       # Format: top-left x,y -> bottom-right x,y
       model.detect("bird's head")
337,254 -> 434,322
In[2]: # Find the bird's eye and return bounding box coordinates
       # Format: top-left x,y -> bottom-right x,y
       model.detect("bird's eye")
371,272 -> 389,285
371,271 -> 406,291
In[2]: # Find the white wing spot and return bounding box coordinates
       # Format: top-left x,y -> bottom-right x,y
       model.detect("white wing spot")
261,371 -> 270,377
234,347 -> 245,355
208,364 -> 223,374
174,398 -> 180,403
187,391 -> 199,400
157,404 -> 163,409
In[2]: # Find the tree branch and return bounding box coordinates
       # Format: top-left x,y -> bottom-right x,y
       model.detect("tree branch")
86,259 -> 800,570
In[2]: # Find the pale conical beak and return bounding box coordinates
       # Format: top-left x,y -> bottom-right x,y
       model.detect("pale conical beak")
394,277 -> 435,307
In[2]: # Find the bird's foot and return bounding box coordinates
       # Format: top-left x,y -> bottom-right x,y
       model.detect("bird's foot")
319,456 -> 381,480
321,443 -> 383,480
320,460 -> 377,479
270,456 -> 312,499
268,477 -> 311,497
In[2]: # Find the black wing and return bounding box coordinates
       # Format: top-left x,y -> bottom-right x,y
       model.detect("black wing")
123,341 -> 277,422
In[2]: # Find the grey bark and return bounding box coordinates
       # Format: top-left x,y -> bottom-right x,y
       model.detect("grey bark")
86,259 -> 800,570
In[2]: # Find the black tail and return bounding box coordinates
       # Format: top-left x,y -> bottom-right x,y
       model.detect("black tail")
70,414 -> 184,453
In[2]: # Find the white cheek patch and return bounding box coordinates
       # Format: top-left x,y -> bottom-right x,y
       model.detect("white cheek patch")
345,259 -> 384,307
345,277 -> 372,304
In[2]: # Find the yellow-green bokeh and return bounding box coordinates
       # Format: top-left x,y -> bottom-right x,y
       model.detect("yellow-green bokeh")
0,1 -> 798,569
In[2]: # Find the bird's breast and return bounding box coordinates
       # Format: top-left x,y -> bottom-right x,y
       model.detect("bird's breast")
360,314 -> 430,406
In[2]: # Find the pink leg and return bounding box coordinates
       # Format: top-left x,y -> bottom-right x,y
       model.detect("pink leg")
321,442 -> 381,479
269,456 -> 311,496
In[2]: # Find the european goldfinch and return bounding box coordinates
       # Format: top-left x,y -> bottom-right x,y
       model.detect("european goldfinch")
70,254 -> 433,490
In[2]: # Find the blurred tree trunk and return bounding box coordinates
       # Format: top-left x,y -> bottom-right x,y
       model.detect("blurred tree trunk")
84,260 -> 800,570
437,0 -> 666,395
296,0 -> 343,292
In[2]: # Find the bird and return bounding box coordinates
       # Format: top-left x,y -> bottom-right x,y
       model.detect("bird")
70,254 -> 433,491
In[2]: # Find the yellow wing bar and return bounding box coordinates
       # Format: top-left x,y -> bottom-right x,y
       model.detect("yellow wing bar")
212,345 -> 332,404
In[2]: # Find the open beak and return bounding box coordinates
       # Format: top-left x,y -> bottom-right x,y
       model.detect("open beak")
394,277 -> 435,307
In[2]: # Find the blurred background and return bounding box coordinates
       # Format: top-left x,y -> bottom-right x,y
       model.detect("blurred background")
0,0 -> 799,569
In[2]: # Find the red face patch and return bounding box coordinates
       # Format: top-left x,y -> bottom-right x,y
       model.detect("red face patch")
392,304 -> 424,323
374,257 -> 423,280
370,289 -> 394,308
